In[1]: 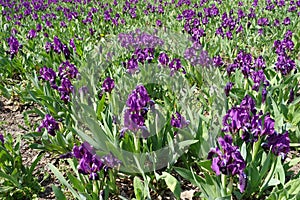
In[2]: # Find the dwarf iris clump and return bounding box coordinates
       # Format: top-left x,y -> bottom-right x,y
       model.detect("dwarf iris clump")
7,35 -> 21,59
39,66 -> 58,89
121,85 -> 153,138
38,114 -> 59,136
207,134 -> 247,192
39,61 -> 79,103
262,131 -> 290,159
171,112 -> 190,129
73,142 -> 120,180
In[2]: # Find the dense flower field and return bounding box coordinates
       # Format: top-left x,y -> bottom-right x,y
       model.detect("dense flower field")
0,0 -> 300,199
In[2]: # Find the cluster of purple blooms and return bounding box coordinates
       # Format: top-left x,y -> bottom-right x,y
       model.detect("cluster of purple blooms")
125,47 -> 156,74
7,35 -> 22,59
39,61 -> 79,103
273,30 -> 296,75
208,94 -> 290,192
184,42 -> 213,67
118,30 -> 165,74
37,114 -> 59,136
208,134 -> 246,192
226,51 -> 269,101
158,52 -> 186,76
118,30 -> 164,50
222,95 -> 290,157
73,142 -> 121,180
98,77 -> 115,99
121,85 -> 154,138
123,47 -> 155,74
45,36 -> 73,59
171,112 -> 190,133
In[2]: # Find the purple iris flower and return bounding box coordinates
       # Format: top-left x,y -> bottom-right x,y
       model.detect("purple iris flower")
39,66 -> 57,89
102,77 -> 115,93
169,58 -> 183,75
213,55 -> 224,67
275,54 -> 295,75
171,112 -> 190,129
58,61 -> 79,79
0,133 -> 4,145
288,89 -> 294,103
38,114 -> 59,136
282,17 -> 291,25
53,36 -> 62,53
262,131 -> 290,159
73,142 -> 120,180
45,41 -> 52,53
224,82 -> 233,97
58,78 -> 74,103
122,85 -> 152,136
69,38 -> 76,52
7,36 -> 21,59
208,134 -> 246,192
126,58 -> 139,74
251,70 -> 269,91
36,24 -> 42,32
257,18 -> 269,26
158,52 -> 169,66
261,114 -> 275,136
156,19 -> 162,27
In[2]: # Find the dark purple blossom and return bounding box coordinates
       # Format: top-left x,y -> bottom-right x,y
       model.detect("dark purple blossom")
36,24 -> 42,32
207,134 -> 246,192
275,54 -> 295,75
53,36 -> 62,53
126,58 -> 139,74
262,87 -> 267,103
257,18 -> 269,26
224,82 -> 233,96
213,55 -> 224,67
102,77 -> 115,93
288,89 -> 294,103
7,36 -> 21,59
39,66 -> 57,89
282,17 -> 291,25
251,70 -> 269,91
69,38 -> 76,52
38,114 -> 59,136
58,78 -> 74,103
156,19 -> 162,27
0,133 -> 4,145
274,19 -> 280,26
58,61 -> 79,79
122,85 -> 152,136
171,112 -> 190,129
262,131 -> 290,159
169,58 -> 183,75
158,52 -> 169,66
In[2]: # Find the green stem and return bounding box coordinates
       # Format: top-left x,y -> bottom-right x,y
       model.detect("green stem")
221,174 -> 227,193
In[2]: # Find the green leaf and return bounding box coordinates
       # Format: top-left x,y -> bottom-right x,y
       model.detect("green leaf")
67,173 -> 85,193
27,152 -> 44,181
0,171 -> 20,187
133,176 -> 144,200
52,185 -> 67,200
0,186 -> 14,193
48,163 -> 81,199
161,172 -> 181,199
